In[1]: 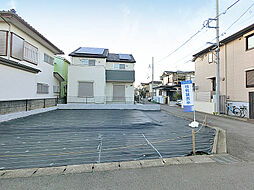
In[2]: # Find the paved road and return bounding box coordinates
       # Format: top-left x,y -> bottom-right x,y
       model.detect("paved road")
0,162 -> 254,190
1,106 -> 254,190
161,105 -> 254,162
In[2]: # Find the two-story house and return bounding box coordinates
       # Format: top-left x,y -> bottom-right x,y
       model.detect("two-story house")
67,47 -> 135,104
193,23 -> 254,118
0,10 -> 64,114
154,71 -> 195,102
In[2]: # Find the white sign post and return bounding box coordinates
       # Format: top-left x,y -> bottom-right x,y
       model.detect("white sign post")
181,80 -> 199,128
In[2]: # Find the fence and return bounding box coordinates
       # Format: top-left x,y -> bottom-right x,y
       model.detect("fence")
67,96 -> 135,104
0,98 -> 63,115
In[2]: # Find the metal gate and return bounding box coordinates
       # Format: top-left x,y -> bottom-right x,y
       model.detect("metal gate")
249,92 -> 254,119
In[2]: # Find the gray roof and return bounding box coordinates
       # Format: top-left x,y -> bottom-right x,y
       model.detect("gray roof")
106,53 -> 136,63
69,47 -> 109,58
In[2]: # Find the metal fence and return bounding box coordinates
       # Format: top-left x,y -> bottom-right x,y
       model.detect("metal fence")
67,96 -> 135,104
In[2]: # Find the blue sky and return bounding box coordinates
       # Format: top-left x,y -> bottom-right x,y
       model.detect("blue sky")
1,0 -> 254,85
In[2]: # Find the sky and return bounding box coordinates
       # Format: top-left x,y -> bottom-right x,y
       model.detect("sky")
1,0 -> 254,86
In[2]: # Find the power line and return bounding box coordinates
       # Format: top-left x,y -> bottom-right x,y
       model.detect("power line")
158,0 -> 241,63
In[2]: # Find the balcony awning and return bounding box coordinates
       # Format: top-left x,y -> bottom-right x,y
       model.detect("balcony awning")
53,72 -> 64,82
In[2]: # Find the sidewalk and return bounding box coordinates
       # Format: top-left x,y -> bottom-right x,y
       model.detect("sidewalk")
161,105 -> 254,162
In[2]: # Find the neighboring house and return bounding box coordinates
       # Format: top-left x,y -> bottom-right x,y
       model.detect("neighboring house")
0,10 -> 64,114
54,56 -> 70,102
154,71 -> 195,102
148,81 -> 162,97
68,47 -> 135,104
193,23 -> 254,118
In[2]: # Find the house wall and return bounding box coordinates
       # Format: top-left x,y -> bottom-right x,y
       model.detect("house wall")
54,57 -> 69,98
195,30 -> 254,115
67,64 -> 106,104
0,22 -> 59,101
106,61 -> 134,70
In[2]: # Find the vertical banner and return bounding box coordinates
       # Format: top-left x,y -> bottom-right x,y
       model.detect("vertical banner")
181,80 -> 194,112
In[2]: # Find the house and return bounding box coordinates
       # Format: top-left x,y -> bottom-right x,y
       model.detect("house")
140,82 -> 149,97
193,23 -> 254,118
0,10 -> 64,114
154,71 -> 195,102
67,47 -> 135,104
147,81 -> 162,97
54,56 -> 70,103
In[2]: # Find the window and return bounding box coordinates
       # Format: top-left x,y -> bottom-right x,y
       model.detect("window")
211,78 -> 216,91
24,41 -> 38,64
246,70 -> 254,88
208,53 -> 213,63
11,33 -> 24,60
0,31 -> 7,55
114,63 -> 125,69
159,90 -> 162,96
78,82 -> 94,97
53,85 -> 60,93
119,64 -> 125,69
44,53 -> 54,65
114,63 -> 119,69
37,83 -> 49,94
80,59 -> 95,66
246,34 -> 254,50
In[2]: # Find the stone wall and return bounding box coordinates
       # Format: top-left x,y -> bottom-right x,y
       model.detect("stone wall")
0,98 -> 59,115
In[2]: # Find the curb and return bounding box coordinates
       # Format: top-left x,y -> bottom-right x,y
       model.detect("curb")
0,155 -> 216,179
161,107 -> 227,155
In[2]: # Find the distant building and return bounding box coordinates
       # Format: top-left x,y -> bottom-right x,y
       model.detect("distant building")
68,47 -> 135,104
54,56 -> 70,102
0,10 -> 63,114
193,23 -> 254,118
154,71 -> 195,102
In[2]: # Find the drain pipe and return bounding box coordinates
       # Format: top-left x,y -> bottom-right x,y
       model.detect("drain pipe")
0,14 -> 11,60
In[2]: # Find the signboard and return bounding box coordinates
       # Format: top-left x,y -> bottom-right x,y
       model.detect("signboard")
181,80 -> 194,112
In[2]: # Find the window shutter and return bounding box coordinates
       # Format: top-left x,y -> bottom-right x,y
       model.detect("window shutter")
11,33 -> 24,60
24,41 -> 38,64
246,70 -> 254,88
0,31 -> 7,55
78,82 -> 94,97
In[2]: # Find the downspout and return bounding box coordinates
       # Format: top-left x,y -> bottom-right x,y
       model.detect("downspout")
0,15 -> 11,60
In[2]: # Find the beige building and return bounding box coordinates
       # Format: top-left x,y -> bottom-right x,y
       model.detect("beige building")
68,47 -> 135,104
193,23 -> 254,118
0,10 -> 63,114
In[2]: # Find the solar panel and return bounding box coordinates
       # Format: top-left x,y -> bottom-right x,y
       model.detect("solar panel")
119,54 -> 131,60
75,47 -> 105,55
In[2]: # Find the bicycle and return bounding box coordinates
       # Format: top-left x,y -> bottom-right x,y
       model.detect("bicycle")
225,103 -> 241,117
239,105 -> 248,118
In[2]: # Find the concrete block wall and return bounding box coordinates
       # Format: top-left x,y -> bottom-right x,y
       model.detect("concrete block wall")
0,98 -> 58,115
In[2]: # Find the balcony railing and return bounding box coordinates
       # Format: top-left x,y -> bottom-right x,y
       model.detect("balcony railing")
106,70 -> 135,82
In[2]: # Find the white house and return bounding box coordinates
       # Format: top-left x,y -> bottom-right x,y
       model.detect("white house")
68,47 -> 135,104
0,10 -> 64,114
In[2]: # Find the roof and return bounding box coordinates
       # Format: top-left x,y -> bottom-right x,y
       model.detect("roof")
153,85 -> 179,90
69,47 -> 136,63
0,10 -> 64,54
0,57 -> 41,73
53,72 -> 65,82
148,81 -> 162,84
106,53 -> 136,63
69,47 -> 109,58
193,22 -> 254,61
162,70 -> 195,75
55,56 -> 70,64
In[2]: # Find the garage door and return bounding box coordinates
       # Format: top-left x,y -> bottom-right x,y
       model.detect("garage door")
113,85 -> 125,102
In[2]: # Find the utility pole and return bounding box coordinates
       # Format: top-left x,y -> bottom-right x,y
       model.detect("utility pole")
152,57 -> 154,99
216,0 -> 220,115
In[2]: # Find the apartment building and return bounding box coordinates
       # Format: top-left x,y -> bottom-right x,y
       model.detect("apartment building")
193,23 -> 254,118
68,47 -> 135,104
0,10 -> 64,114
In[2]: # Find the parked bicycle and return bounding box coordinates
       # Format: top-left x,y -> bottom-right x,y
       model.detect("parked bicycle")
225,103 -> 241,117
239,105 -> 248,118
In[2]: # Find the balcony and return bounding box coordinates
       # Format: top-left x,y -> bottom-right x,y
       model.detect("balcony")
106,70 -> 135,82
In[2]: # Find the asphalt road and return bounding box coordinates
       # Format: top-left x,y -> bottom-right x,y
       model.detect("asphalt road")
0,162 -> 254,190
161,105 -> 254,162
